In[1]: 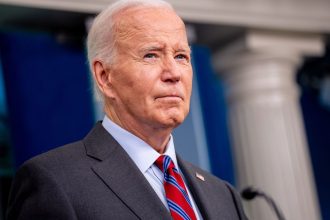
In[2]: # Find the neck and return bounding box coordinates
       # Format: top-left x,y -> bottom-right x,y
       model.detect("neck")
105,107 -> 172,154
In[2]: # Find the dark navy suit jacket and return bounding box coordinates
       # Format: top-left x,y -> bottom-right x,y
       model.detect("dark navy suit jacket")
7,122 -> 247,220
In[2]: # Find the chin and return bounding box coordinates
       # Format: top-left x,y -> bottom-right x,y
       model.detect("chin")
161,115 -> 185,129
155,107 -> 189,128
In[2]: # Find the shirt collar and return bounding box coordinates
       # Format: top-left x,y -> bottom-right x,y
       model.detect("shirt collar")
102,115 -> 179,173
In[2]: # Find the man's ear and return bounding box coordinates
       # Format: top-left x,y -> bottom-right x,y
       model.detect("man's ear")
92,60 -> 115,98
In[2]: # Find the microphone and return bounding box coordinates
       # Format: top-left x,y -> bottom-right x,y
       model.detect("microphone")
241,186 -> 286,220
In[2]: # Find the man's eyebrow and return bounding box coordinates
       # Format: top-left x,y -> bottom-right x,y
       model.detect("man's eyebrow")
140,46 -> 165,52
176,47 -> 191,54
139,45 -> 191,54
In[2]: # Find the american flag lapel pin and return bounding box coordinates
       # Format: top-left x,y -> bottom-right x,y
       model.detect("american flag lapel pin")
195,172 -> 205,181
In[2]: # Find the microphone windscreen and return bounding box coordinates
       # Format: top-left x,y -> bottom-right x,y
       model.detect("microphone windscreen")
241,187 -> 258,200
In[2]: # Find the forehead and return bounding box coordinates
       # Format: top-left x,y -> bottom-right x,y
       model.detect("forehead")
113,6 -> 188,46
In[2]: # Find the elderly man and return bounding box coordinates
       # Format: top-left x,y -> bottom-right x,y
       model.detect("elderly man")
7,0 -> 247,219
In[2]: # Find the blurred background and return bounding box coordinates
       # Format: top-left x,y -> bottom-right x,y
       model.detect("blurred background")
0,0 -> 329,219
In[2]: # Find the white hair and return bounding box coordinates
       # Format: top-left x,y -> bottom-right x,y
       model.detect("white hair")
87,0 -> 173,71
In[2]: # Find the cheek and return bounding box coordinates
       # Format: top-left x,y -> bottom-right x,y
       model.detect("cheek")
114,68 -> 134,87
183,72 -> 193,108
184,72 -> 193,93
112,69 -> 141,94
124,78 -> 135,88
125,79 -> 156,108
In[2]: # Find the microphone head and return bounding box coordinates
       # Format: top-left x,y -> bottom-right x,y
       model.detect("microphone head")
241,187 -> 259,200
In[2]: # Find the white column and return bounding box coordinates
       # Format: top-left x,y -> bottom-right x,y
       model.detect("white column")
213,30 -> 324,220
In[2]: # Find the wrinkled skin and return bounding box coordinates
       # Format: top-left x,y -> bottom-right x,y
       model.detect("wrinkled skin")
93,6 -> 192,153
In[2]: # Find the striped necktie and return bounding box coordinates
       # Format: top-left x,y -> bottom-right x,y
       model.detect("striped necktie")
155,155 -> 197,220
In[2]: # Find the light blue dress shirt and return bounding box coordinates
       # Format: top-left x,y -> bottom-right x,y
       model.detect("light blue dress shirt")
102,116 -> 202,219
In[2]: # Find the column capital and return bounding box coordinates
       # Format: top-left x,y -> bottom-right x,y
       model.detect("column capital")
213,29 -> 324,72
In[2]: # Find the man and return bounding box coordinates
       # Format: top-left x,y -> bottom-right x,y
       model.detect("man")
7,0 -> 247,219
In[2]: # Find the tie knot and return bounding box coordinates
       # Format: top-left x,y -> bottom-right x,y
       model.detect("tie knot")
155,155 -> 175,173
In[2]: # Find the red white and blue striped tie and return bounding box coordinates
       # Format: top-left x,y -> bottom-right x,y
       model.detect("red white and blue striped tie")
155,155 -> 197,220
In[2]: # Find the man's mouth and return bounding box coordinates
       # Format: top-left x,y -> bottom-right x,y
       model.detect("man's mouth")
155,94 -> 183,101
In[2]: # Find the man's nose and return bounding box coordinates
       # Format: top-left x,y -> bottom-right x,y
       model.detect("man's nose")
160,57 -> 181,83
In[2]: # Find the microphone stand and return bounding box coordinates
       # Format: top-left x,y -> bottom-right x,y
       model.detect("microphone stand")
241,187 -> 286,220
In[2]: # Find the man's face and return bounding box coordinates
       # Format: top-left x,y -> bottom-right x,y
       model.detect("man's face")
105,7 -> 192,130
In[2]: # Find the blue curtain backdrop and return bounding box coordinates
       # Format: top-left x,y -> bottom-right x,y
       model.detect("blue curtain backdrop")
0,30 -> 235,185
192,45 -> 235,184
301,88 -> 330,220
0,30 -> 95,168
0,57 -> 12,175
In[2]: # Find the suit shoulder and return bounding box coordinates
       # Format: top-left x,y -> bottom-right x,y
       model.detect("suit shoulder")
21,140 -> 85,170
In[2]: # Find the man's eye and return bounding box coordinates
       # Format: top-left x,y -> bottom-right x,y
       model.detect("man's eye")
175,54 -> 189,62
144,53 -> 157,59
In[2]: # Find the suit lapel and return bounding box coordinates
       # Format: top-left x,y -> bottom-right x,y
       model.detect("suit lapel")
83,123 -> 171,220
177,156 -> 213,220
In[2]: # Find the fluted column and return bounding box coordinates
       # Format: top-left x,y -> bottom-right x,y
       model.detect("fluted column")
213,30 -> 323,220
